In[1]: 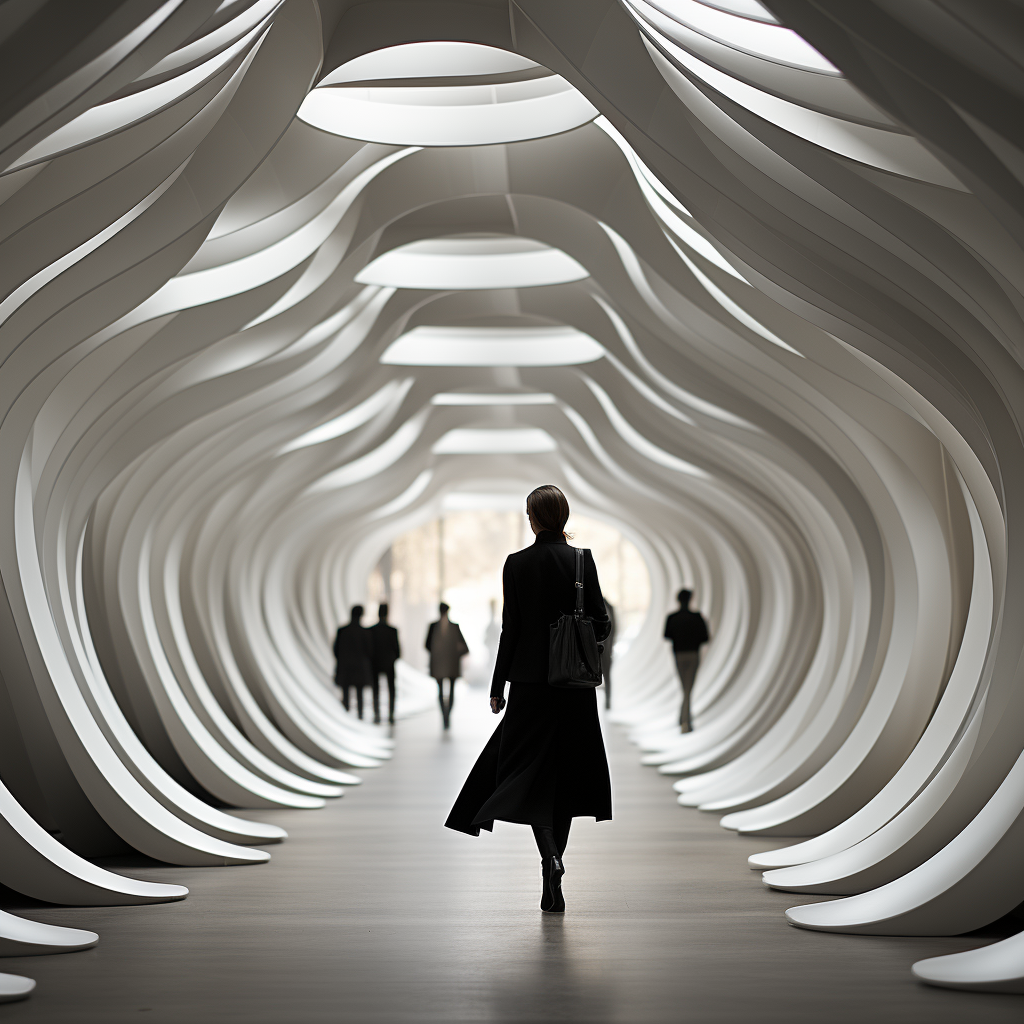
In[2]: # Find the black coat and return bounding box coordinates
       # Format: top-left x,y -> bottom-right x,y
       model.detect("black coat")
601,601 -> 616,678
333,623 -> 373,685
490,531 -> 611,699
664,608 -> 709,652
446,531 -> 613,836
369,621 -> 400,671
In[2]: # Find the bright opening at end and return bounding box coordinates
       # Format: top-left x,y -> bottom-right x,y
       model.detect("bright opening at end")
368,509 -> 651,685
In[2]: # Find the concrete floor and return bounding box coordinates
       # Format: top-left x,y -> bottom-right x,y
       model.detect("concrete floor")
2,691 -> 1022,1023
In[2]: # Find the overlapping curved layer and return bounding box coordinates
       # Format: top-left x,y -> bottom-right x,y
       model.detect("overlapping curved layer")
0,0 -> 1021,999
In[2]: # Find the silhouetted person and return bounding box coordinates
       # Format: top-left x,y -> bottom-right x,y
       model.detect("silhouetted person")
425,602 -> 468,729
334,605 -> 375,720
370,603 -> 401,725
601,600 -> 616,710
447,484 -> 612,915
663,589 -> 709,732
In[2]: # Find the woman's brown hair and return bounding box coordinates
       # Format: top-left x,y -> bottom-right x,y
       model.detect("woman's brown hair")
526,485 -> 571,538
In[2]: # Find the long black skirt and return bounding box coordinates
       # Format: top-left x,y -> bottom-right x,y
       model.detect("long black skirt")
444,681 -> 612,835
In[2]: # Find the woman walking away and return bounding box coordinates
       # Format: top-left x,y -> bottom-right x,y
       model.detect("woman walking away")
445,485 -> 612,914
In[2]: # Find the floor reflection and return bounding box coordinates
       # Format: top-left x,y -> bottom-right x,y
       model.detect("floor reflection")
486,914 -> 619,1022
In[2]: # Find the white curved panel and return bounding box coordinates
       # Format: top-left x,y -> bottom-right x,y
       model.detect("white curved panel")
635,0 -> 835,72
0,974 -> 34,1004
912,931 -> 1024,993
381,326 -> 605,366
298,75 -> 597,147
432,428 -> 558,454
0,911 -> 98,957
357,238 -> 588,289
321,42 -> 541,85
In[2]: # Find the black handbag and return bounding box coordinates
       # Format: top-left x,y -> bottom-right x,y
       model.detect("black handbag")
547,548 -> 603,689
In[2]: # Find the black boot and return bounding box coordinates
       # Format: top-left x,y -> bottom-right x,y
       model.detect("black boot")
540,855 -> 565,914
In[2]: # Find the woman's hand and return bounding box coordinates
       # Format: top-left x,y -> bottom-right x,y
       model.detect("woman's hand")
490,697 -> 506,714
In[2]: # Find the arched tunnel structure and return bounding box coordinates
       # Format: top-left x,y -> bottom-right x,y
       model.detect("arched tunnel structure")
2,0 -> 1024,1007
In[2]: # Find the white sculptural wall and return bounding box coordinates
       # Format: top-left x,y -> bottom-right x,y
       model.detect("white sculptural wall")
0,0 -> 1021,1001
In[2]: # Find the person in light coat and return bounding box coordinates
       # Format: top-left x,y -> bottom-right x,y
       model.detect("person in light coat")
425,602 -> 468,729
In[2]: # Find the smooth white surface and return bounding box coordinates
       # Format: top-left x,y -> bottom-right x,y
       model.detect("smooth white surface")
356,237 -> 588,289
281,380 -> 414,452
631,0 -> 834,71
381,326 -> 605,366
432,428 -> 558,454
912,930 -> 1024,993
320,41 -> 541,85
0,909 -> 98,957
0,974 -> 34,1004
431,393 -> 557,406
298,75 -> 597,146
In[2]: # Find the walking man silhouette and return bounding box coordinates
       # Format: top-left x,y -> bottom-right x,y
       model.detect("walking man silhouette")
334,605 -> 375,720
370,603 -> 401,725
663,590 -> 709,732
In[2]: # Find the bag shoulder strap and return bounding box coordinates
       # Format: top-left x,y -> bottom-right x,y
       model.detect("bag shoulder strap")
574,548 -> 585,615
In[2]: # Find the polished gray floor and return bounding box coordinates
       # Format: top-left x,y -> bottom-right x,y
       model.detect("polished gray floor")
2,692 -> 1021,1023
